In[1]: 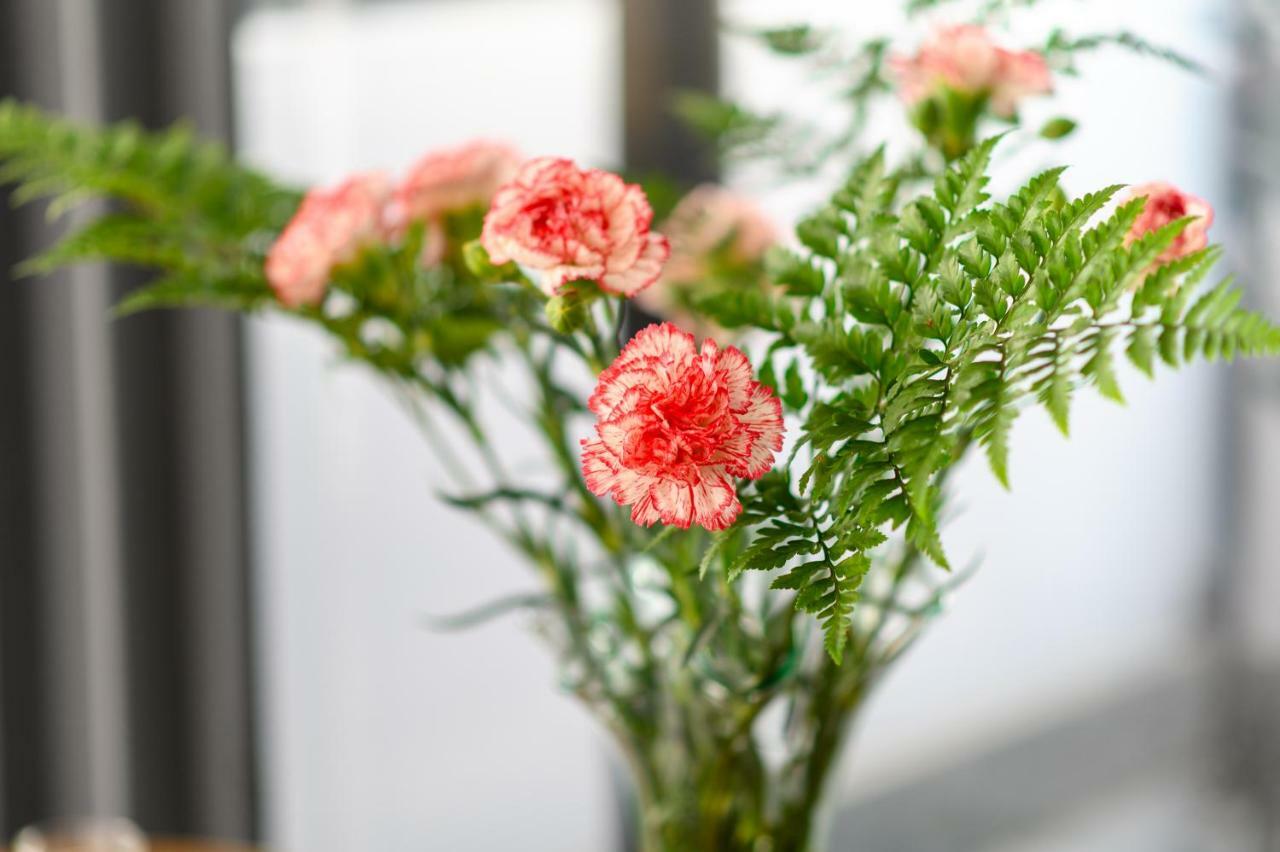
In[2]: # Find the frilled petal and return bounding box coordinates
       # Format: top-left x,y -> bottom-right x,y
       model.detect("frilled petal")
990,50 -> 1053,118
719,385 -> 785,479
582,438 -> 654,504
596,183 -> 653,271
1124,182 -> 1215,264
630,471 -> 740,531
265,172 -> 390,307
600,232 -> 670,296
535,261 -> 609,296
579,322 -> 783,532
588,322 -> 696,416
711,343 -> 754,409
393,140 -> 520,225
482,157 -> 668,297
265,224 -> 328,308
891,25 -> 1052,117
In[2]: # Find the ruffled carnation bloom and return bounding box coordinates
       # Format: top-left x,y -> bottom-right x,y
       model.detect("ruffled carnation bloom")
481,157 -> 670,297
387,140 -> 521,254
1123,182 -> 1215,264
581,323 -> 784,531
891,25 -> 1052,118
265,173 -> 390,308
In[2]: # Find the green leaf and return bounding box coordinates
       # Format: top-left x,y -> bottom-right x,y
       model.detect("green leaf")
906,509 -> 949,570
0,98 -> 300,234
1039,117 -> 1078,140
113,271 -> 272,316
424,593 -> 553,632
796,207 -> 844,258
19,214 -> 194,275
977,373 -> 1018,488
731,521 -> 818,580
1082,327 -> 1125,403
698,533 -> 728,580
1126,323 -> 1157,377
672,91 -> 780,153
752,24 -> 828,56
1036,334 -> 1074,436
782,359 -> 808,410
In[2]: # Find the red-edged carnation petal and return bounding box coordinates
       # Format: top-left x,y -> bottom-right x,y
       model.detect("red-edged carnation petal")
1123,181 -> 1215,264
580,322 -> 785,531
481,157 -> 669,297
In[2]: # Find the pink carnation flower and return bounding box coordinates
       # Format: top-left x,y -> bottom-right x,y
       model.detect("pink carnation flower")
389,140 -> 521,227
1123,182 -> 1214,264
990,48 -> 1054,118
265,173 -> 390,308
660,185 -> 777,284
891,24 -> 1052,118
481,157 -> 670,297
581,323 -> 784,531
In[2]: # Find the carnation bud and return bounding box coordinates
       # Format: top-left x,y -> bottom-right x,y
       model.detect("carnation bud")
545,283 -> 595,334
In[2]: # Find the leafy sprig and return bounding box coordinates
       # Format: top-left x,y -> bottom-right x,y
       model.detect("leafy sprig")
0,98 -> 297,313
709,139 -> 1280,660
1043,29 -> 1208,77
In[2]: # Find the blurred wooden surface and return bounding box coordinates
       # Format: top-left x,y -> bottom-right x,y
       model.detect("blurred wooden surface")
1,842 -> 257,852
146,843 -> 257,852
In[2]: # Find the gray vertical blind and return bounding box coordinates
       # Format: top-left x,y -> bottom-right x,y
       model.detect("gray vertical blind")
621,0 -> 719,183
0,0 -> 257,841
619,0 -> 719,344
1219,2 -> 1280,844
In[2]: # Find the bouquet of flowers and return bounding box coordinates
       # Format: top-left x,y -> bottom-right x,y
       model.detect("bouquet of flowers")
2,7 -> 1277,850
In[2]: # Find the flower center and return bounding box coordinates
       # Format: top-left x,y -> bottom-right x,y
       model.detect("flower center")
1150,192 -> 1188,221
528,193 -> 607,249
621,371 -> 733,475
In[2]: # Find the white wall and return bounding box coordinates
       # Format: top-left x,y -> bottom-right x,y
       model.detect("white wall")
235,0 -> 1234,847
234,4 -> 621,850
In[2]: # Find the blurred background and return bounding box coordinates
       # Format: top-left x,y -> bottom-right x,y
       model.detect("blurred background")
1,0 -> 1279,850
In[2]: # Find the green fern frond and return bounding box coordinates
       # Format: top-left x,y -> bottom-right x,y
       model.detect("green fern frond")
0,99 -> 299,235
16,213 -> 237,278
704,140 -> 1280,660
0,100 -> 292,316
113,270 -> 273,316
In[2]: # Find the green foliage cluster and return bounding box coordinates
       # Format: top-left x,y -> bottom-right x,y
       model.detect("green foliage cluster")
0,99 -> 513,374
4,100 -> 1278,670
0,99 -> 296,313
694,140 -> 1280,661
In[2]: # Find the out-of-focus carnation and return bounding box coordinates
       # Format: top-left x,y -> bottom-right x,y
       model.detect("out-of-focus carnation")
988,48 -> 1054,118
389,140 -> 521,228
890,25 -> 1052,119
265,173 -> 390,308
660,185 -> 777,284
386,141 -> 521,266
481,157 -> 670,297
1123,182 -> 1214,264
581,322 -> 784,531
638,185 -> 777,334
